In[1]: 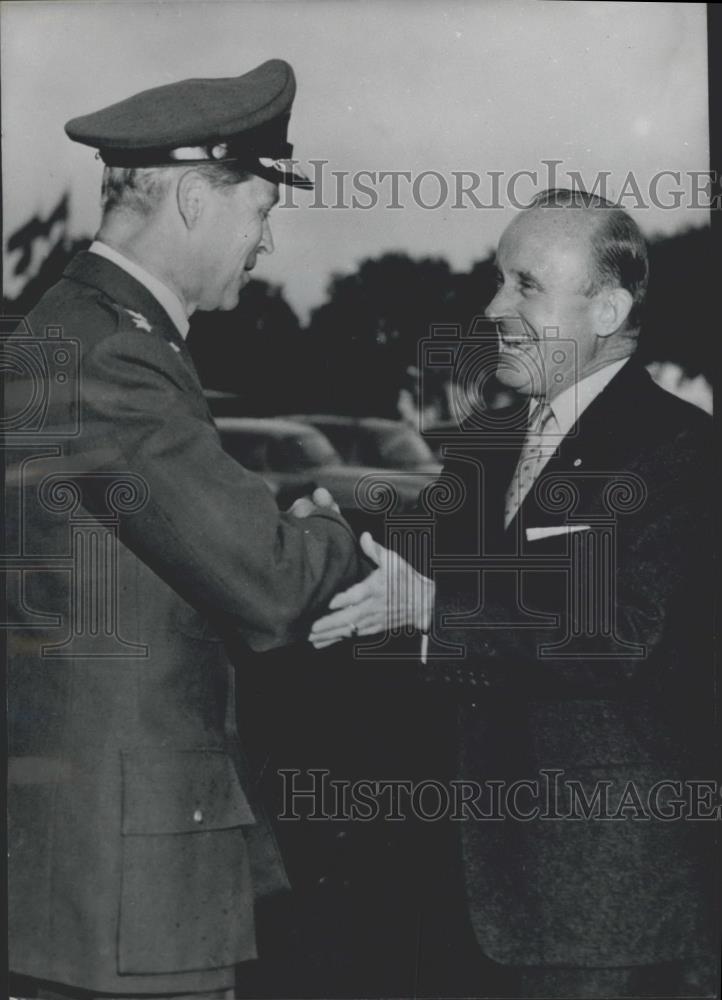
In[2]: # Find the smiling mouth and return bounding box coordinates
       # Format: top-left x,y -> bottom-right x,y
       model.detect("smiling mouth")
496,314 -> 535,341
499,339 -> 536,352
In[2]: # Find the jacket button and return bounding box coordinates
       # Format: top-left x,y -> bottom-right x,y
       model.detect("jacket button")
193,808 -> 204,824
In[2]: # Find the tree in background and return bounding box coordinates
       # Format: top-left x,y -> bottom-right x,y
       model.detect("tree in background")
302,254 -> 451,416
302,253 -> 502,417
187,279 -> 306,414
642,226 -> 713,376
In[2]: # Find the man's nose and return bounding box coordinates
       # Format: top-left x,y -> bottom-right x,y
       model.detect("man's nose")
485,283 -> 511,319
258,219 -> 274,255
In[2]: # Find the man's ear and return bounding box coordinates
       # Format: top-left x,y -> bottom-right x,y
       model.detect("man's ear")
176,170 -> 207,230
594,286 -> 634,337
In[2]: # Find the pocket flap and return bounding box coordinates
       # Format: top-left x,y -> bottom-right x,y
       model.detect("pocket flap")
121,748 -> 255,835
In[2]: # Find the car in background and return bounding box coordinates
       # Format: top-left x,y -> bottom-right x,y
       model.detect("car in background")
288,415 -> 441,475
419,418 -> 466,461
214,417 -> 435,522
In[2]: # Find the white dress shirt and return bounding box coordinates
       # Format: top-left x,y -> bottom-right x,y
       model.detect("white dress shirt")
508,357 -> 631,514
537,357 -> 629,441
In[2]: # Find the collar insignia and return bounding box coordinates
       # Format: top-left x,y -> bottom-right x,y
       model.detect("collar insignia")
124,308 -> 153,332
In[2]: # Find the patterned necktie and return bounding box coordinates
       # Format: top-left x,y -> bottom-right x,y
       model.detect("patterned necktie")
504,402 -> 558,528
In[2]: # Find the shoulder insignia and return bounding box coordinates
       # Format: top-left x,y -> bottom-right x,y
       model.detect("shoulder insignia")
123,308 -> 153,332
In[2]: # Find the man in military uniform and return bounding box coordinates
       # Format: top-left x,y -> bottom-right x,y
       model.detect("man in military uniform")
7,59 -> 363,999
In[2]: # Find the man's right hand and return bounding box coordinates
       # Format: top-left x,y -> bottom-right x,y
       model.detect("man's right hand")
308,531 -> 434,647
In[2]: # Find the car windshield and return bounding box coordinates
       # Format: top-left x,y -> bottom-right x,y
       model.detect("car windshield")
268,430 -> 340,471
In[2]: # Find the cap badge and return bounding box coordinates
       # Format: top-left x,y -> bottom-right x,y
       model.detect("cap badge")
259,156 -> 295,172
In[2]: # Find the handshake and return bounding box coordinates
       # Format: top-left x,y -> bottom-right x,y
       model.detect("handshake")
289,487 -> 434,648
287,485 -> 341,519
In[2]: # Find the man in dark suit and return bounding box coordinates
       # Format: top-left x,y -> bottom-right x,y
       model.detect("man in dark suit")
6,60 -> 365,999
311,189 -> 717,997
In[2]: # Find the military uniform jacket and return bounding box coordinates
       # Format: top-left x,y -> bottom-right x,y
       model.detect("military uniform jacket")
6,252 -> 362,993
427,362 -> 716,968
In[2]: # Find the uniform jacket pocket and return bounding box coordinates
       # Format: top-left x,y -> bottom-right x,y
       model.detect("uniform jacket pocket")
118,748 -> 256,974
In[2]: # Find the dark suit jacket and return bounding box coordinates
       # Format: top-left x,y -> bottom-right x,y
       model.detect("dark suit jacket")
6,253 -> 363,993
427,361 -> 715,967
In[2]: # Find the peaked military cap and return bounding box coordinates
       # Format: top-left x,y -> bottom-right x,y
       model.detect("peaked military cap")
64,58 -> 312,188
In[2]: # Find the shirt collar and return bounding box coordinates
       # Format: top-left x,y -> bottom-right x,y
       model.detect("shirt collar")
89,240 -> 190,339
530,358 -> 630,438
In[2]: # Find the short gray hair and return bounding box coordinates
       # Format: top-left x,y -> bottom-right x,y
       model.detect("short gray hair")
100,162 -> 253,217
529,188 -> 649,330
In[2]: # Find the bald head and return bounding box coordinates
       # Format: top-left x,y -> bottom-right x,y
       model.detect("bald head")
502,206 -> 602,296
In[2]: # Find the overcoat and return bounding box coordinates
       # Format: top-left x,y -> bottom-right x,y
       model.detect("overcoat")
6,252 -> 362,994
